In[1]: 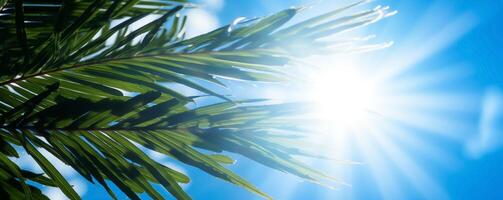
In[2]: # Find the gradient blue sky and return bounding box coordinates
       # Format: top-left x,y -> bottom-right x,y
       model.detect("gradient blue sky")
13,0 -> 503,199
183,1 -> 503,199
185,1 -> 503,199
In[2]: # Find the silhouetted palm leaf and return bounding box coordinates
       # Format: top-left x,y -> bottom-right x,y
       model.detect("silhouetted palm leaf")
0,0 -> 392,199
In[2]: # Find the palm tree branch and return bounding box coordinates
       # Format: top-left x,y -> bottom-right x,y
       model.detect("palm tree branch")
0,0 -> 395,199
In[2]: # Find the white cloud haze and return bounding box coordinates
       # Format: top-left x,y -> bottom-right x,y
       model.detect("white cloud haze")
184,0 -> 224,38
465,86 -> 503,158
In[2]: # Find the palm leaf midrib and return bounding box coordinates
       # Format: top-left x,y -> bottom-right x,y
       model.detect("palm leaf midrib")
0,126 -> 172,131
0,49 -> 268,86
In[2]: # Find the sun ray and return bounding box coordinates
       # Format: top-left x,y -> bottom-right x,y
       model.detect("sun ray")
353,126 -> 406,199
369,126 -> 450,200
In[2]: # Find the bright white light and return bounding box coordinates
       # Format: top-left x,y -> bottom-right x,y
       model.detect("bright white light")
306,62 -> 378,128
185,7 -> 220,38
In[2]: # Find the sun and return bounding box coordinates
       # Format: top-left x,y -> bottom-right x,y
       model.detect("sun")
306,62 -> 379,128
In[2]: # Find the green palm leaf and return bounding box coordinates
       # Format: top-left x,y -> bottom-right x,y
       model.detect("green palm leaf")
0,0 -> 393,199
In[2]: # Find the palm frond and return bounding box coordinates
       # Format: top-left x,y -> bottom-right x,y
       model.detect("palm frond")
0,0 -> 188,78
0,0 -> 393,199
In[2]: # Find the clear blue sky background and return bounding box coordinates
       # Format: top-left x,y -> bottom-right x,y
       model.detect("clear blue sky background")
77,0 -> 503,199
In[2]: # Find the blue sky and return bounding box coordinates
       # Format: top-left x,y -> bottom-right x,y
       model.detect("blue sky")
11,0 -> 503,199
185,0 -> 503,199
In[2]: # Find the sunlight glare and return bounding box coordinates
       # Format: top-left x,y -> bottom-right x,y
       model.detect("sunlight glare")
307,63 -> 378,127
